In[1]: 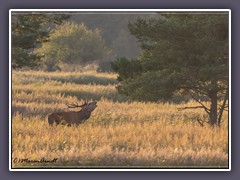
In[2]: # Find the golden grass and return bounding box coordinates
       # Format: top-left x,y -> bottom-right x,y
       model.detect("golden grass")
11,70 -> 229,168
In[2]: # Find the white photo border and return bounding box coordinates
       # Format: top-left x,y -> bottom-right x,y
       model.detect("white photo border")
9,9 -> 231,171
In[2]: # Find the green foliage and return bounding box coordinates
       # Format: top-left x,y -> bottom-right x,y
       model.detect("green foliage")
111,57 -> 143,81
112,13 -> 229,125
70,13 -> 157,59
37,22 -> 110,70
11,13 -> 70,69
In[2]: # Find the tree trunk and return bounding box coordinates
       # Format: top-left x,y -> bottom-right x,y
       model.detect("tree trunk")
209,90 -> 218,126
217,89 -> 228,126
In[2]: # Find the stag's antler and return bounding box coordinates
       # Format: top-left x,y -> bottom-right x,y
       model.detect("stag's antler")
84,99 -> 89,104
66,103 -> 86,108
66,101 -> 88,109
66,102 -> 80,108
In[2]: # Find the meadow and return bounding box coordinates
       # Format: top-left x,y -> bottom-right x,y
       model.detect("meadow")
11,70 -> 229,168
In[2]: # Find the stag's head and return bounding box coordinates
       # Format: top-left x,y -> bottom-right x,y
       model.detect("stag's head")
81,101 -> 97,112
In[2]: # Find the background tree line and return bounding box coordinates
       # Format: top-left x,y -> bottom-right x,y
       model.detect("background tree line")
12,12 -> 156,71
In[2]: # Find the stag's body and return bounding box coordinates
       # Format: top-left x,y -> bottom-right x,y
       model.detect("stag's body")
48,101 -> 97,126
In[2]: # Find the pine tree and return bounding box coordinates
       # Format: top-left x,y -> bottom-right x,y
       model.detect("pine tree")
112,13 -> 229,126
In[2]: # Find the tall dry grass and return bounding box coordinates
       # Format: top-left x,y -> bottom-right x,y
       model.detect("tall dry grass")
11,70 -> 229,168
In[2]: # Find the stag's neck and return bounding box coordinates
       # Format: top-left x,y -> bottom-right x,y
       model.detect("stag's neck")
79,108 -> 92,113
78,109 -> 91,119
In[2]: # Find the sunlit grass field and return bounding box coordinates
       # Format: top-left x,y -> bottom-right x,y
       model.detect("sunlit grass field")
11,70 -> 229,168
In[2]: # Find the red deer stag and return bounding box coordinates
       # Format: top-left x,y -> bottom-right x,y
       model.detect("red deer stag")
48,100 -> 97,126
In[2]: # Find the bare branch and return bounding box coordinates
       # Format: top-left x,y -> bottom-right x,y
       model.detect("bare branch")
193,88 -> 209,97
196,118 -> 204,127
178,86 -> 209,96
195,115 -> 209,127
217,104 -> 228,115
188,92 -> 210,115
223,105 -> 228,111
177,106 -> 205,111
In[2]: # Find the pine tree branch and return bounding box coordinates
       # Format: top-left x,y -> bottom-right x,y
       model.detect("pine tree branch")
217,104 -> 228,114
177,106 -> 206,111
196,118 -> 204,127
188,92 -> 210,115
196,116 -> 208,127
